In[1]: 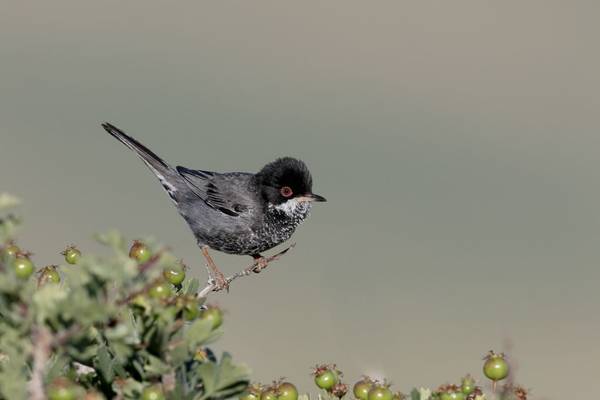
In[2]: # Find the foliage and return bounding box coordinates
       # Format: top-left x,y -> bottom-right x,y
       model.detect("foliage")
0,194 -> 532,400
0,194 -> 250,400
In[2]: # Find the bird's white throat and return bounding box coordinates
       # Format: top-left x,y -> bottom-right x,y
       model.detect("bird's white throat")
271,198 -> 311,219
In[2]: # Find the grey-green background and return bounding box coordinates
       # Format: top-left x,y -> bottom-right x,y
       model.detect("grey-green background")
1,1 -> 598,398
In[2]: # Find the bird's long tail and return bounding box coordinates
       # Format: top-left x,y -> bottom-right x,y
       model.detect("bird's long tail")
101,122 -> 179,200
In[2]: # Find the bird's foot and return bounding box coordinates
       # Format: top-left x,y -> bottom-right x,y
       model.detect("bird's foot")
249,243 -> 296,274
201,246 -> 229,292
209,271 -> 229,292
251,255 -> 269,273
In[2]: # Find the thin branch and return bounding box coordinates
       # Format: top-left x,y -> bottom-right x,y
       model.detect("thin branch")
117,277 -> 163,305
138,248 -> 167,273
29,326 -> 52,400
52,323 -> 82,347
197,244 -> 296,299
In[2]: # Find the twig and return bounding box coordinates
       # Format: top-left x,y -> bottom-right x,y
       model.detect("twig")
29,326 -> 52,400
52,324 -> 82,347
138,248 -> 167,273
197,244 -> 296,298
117,277 -> 163,305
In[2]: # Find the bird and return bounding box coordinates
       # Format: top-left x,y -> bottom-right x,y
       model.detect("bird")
101,122 -> 326,290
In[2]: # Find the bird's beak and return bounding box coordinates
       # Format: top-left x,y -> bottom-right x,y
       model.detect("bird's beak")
298,193 -> 327,202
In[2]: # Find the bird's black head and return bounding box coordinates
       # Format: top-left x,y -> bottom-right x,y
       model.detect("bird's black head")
256,157 -> 326,206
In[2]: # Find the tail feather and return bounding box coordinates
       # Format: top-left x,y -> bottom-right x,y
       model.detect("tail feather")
102,122 -> 179,201
102,122 -> 169,170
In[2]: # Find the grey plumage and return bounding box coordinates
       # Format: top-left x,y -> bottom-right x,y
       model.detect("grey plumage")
101,123 -> 325,257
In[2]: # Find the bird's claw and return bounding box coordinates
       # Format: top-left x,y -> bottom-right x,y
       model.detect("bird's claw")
251,257 -> 269,273
211,272 -> 229,292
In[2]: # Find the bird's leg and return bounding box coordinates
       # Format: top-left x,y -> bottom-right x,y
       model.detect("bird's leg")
249,243 -> 296,274
197,244 -> 296,297
200,246 -> 228,291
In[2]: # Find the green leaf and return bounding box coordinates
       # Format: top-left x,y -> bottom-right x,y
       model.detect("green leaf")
196,353 -> 250,400
417,388 -> 432,400
168,341 -> 189,367
0,327 -> 29,400
144,352 -> 171,376
94,346 -> 115,382
0,193 -> 20,209
184,278 -> 200,296
32,284 -> 68,324
45,354 -> 71,383
113,377 -> 144,399
410,388 -> 419,400
183,319 -> 217,351
0,214 -> 21,242
95,229 -> 126,249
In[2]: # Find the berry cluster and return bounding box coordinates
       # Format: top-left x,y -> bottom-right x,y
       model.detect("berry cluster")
0,232 -> 244,400
241,353 -> 527,400
0,197 -> 532,400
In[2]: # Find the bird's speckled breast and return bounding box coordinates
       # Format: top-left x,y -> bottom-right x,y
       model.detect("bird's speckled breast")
207,201 -> 311,255
257,200 -> 312,249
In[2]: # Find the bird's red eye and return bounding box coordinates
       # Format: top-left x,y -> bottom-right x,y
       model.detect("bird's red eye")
280,186 -> 293,197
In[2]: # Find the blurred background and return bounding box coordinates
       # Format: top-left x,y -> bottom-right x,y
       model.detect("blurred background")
2,1 -> 598,398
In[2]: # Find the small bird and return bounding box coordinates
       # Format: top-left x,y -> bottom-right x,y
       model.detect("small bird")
101,123 -> 326,290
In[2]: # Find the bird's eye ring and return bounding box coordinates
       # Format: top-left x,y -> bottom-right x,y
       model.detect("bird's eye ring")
280,186 -> 293,197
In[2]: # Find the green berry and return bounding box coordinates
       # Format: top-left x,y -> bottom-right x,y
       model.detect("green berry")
148,281 -> 172,299
13,256 -> 34,279
241,393 -> 260,400
3,243 -> 20,258
141,385 -> 165,400
261,389 -> 278,400
83,391 -> 105,400
200,306 -> 223,329
39,266 -> 60,285
483,351 -> 509,382
62,246 -> 81,265
163,264 -> 185,285
183,298 -> 200,321
277,382 -> 298,400
367,386 -> 393,400
314,368 -> 338,391
48,386 -> 76,400
241,384 -> 263,400
47,378 -> 77,400
129,240 -> 151,263
460,375 -> 475,395
353,379 -> 373,400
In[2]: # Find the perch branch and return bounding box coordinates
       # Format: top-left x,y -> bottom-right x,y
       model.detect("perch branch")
196,243 -> 296,298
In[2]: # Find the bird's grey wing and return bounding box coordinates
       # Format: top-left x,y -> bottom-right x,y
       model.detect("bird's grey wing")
176,166 -> 255,217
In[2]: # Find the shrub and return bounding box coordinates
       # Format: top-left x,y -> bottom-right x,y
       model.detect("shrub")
0,194 -> 250,400
0,194 -> 531,400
